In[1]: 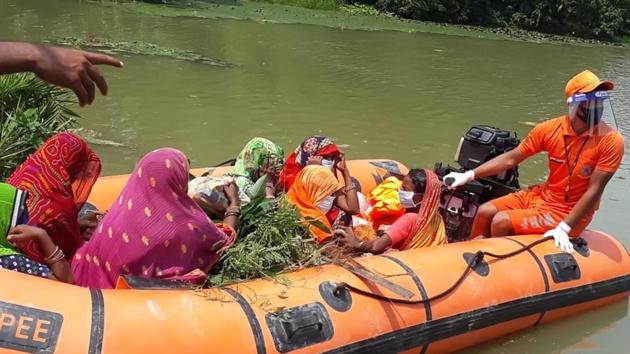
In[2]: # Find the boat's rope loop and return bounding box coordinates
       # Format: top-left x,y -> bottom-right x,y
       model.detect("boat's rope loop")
334,236 -> 554,304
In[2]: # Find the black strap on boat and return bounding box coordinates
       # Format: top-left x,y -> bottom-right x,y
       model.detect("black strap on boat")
334,237 -> 555,305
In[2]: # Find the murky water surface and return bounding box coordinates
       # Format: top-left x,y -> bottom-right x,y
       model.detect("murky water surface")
2,0 -> 629,352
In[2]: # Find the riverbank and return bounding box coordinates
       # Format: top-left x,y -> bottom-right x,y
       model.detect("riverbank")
108,0 -> 629,47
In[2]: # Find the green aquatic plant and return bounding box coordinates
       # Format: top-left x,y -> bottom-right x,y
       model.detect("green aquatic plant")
47,36 -> 236,68
0,74 -> 78,179
209,197 -> 323,286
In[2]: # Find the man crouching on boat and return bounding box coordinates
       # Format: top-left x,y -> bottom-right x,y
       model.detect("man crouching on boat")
444,70 -> 624,253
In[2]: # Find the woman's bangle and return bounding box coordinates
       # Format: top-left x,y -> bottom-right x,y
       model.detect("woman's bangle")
44,246 -> 59,262
345,185 -> 356,193
225,205 -> 240,218
226,205 -> 240,213
45,247 -> 65,265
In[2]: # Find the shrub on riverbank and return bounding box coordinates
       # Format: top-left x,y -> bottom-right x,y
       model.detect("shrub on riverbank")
130,0 -> 629,40
349,0 -> 629,40
0,74 -> 78,179
251,0 -> 339,10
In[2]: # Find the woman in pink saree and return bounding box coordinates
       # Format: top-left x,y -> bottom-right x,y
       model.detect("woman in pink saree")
72,148 -> 238,289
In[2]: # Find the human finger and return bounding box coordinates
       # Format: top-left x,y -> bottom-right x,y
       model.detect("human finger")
71,77 -> 89,107
80,71 -> 95,105
6,235 -> 17,246
333,229 -> 347,236
84,51 -> 124,68
86,64 -> 108,96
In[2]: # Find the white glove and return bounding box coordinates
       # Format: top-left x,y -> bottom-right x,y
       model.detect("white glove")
443,170 -> 475,189
543,221 -> 574,253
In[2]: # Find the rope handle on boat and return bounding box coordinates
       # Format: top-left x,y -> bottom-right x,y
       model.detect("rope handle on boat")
334,236 -> 554,305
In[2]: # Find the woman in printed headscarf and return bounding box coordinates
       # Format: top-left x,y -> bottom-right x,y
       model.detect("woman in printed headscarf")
72,148 -> 239,289
7,132 -> 101,263
335,169 -> 447,253
279,136 -> 342,192
285,156 -> 359,243
0,183 -> 73,282
226,137 -> 284,205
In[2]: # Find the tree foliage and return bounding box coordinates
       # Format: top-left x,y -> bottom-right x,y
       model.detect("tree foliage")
0,74 -> 78,179
349,0 -> 630,39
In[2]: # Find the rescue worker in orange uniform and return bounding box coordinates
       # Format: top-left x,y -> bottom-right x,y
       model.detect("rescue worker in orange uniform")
444,70 -> 625,253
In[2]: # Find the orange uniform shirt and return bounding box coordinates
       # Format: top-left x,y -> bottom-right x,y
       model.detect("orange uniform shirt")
518,115 -> 625,216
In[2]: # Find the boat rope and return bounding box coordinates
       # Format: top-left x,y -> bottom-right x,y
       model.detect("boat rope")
334,236 -> 557,304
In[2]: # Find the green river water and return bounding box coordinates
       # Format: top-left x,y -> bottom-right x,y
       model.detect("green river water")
2,0 -> 630,352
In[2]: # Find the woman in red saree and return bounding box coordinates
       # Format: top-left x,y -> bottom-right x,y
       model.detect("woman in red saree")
7,132 -> 101,263
279,136 -> 342,192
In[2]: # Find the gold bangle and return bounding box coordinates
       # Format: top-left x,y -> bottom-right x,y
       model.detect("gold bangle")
44,246 -> 60,262
45,248 -> 65,265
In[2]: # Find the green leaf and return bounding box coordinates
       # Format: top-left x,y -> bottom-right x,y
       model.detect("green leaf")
304,216 -> 331,234
249,175 -> 269,200
0,73 -> 78,179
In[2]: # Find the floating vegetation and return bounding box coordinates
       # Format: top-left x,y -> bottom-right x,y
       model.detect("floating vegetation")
71,128 -> 126,147
47,36 -> 237,68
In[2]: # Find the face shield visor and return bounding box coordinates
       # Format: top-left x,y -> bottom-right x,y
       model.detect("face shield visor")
567,91 -> 618,136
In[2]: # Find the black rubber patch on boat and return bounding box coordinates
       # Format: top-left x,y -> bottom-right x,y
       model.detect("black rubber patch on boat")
224,288 -> 267,354
319,281 -> 352,312
572,237 -> 590,258
545,253 -> 581,283
88,288 -> 105,354
265,302 -> 333,353
323,274 -> 630,354
0,300 -> 63,354
121,275 -> 194,290
381,254 -> 432,354
502,237 -> 550,326
463,252 -> 489,276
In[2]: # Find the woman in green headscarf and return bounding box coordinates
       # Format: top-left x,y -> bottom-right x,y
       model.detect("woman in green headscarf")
0,183 -> 73,282
226,137 -> 285,205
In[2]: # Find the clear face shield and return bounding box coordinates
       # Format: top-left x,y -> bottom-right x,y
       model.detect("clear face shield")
567,91 -> 618,136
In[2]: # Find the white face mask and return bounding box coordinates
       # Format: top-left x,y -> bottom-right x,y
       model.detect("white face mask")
399,190 -> 419,209
317,196 -> 335,213
321,159 -> 334,169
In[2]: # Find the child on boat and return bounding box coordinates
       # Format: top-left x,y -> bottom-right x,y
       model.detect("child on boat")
335,169 -> 447,254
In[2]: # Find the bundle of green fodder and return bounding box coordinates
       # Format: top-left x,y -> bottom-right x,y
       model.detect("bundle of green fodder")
208,194 -> 323,287
0,73 -> 77,179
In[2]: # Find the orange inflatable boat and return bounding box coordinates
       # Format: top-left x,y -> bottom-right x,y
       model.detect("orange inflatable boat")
0,160 -> 628,354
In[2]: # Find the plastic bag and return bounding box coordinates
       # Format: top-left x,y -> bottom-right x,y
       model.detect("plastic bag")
188,176 -> 232,219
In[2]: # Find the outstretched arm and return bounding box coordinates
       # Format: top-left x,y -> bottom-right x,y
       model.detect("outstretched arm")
445,148 -> 528,188
472,148 -> 527,179
0,41 -> 123,106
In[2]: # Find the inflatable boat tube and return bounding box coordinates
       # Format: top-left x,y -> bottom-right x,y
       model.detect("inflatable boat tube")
0,160 -> 628,354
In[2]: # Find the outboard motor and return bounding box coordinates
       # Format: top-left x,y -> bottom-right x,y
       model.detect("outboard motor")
435,125 -> 520,242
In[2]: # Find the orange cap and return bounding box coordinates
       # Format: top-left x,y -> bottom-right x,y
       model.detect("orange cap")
565,70 -> 614,98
